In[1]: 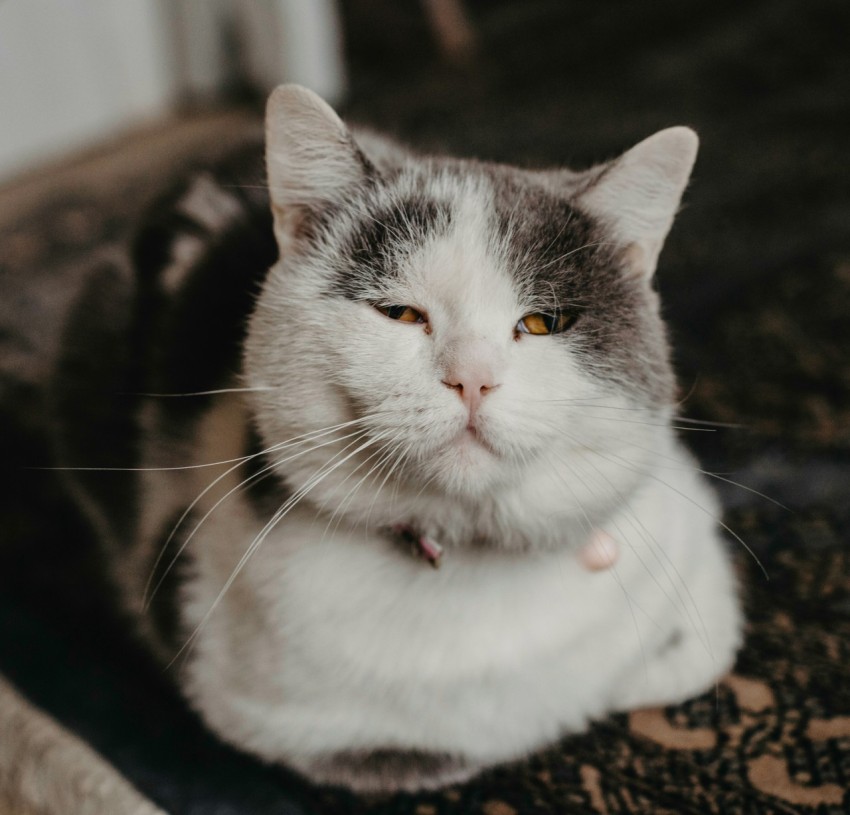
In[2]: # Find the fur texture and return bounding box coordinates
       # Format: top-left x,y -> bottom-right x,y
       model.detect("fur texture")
55,85 -> 741,793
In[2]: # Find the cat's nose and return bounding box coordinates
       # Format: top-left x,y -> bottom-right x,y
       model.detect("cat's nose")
442,365 -> 499,416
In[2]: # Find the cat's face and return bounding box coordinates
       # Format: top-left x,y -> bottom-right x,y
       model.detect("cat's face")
244,86 -> 697,538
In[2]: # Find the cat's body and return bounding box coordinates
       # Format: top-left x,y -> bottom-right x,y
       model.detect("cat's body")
53,86 -> 741,792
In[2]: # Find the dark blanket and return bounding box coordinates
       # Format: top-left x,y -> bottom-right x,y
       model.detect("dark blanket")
1,0 -> 848,812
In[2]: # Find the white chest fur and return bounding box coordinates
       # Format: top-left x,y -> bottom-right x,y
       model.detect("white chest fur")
179,457 -> 739,773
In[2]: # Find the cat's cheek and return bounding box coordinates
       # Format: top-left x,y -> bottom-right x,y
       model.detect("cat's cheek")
332,337 -> 438,415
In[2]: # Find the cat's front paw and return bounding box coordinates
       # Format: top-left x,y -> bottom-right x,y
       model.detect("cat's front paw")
610,618 -> 741,712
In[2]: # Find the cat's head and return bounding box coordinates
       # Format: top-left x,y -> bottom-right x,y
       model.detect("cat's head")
244,86 -> 697,541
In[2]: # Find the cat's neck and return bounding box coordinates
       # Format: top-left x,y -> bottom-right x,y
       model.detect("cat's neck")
199,392 -> 676,556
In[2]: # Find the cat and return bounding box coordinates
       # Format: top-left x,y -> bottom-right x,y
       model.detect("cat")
51,84 -> 742,793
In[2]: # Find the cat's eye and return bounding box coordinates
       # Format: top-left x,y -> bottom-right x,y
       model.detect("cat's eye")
375,304 -> 426,324
516,311 -> 576,335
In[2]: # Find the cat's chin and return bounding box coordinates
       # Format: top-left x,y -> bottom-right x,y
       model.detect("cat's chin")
425,428 -> 510,495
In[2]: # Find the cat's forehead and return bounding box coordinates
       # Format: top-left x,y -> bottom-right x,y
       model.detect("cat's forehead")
407,180 -> 518,319
330,161 -> 605,312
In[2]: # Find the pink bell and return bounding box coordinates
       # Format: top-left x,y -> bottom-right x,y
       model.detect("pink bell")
579,529 -> 619,571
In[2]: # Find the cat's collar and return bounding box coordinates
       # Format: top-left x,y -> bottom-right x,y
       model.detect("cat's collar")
389,524 -> 619,572
391,523 -> 444,568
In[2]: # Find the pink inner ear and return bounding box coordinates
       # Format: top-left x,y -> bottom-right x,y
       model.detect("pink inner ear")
579,529 -> 619,571
620,241 -> 653,280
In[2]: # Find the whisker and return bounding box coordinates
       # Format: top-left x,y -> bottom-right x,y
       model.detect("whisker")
567,446 -> 714,657
543,450 -> 652,678
671,416 -> 743,429
593,446 -> 769,580
29,459 -> 257,473
126,385 -> 285,398
146,457 -> 282,610
369,439 -> 416,526
142,417 -> 379,605
144,426 -> 371,608
168,431 -> 384,668
319,437 -> 401,542
498,396 -> 718,433
33,414 -> 384,472
698,472 -> 790,511
520,398 -> 742,429
551,448 -> 681,627
551,416 -> 787,513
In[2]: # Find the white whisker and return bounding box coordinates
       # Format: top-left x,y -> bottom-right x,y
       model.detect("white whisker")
543,448 -> 652,678
570,446 -> 714,658
127,385 -> 284,397
144,425 -> 372,609
595,445 -> 769,580
143,415 -> 383,605
168,431 -> 384,668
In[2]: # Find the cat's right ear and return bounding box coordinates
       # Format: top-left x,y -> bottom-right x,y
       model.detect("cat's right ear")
574,127 -> 698,280
265,85 -> 370,252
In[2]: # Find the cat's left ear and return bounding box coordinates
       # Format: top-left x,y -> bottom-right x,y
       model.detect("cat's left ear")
265,84 -> 371,251
575,127 -> 698,279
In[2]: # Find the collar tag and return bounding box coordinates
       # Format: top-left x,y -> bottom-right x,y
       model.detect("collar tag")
579,529 -> 619,571
391,524 -> 444,569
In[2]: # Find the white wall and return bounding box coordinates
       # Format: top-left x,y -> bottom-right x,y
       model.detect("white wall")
236,0 -> 345,105
0,0 -> 346,184
163,0 -> 345,106
0,0 -> 176,182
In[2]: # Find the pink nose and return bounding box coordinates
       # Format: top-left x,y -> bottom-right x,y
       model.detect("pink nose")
442,366 -> 499,415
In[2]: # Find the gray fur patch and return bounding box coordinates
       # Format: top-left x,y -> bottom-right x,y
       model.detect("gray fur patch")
332,196 -> 453,300
488,169 -> 675,404
304,747 -> 473,792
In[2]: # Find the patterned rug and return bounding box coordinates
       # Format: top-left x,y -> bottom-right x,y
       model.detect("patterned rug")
1,0 -> 848,813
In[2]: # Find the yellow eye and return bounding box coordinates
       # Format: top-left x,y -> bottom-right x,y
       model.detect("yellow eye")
517,311 -> 575,335
375,304 -> 426,323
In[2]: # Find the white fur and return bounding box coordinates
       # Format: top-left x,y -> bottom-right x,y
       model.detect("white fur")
164,87 -> 741,791
181,435 -> 740,785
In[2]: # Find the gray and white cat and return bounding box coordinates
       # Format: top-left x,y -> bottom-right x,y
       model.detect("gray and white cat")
56,85 -> 741,793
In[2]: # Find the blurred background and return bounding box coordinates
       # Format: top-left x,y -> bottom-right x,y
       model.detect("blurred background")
1,1 -> 849,814
0,0 -> 345,181
3,0 -> 848,505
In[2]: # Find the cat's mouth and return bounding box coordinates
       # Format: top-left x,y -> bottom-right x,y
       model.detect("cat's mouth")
463,424 -> 491,447
450,424 -> 498,458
